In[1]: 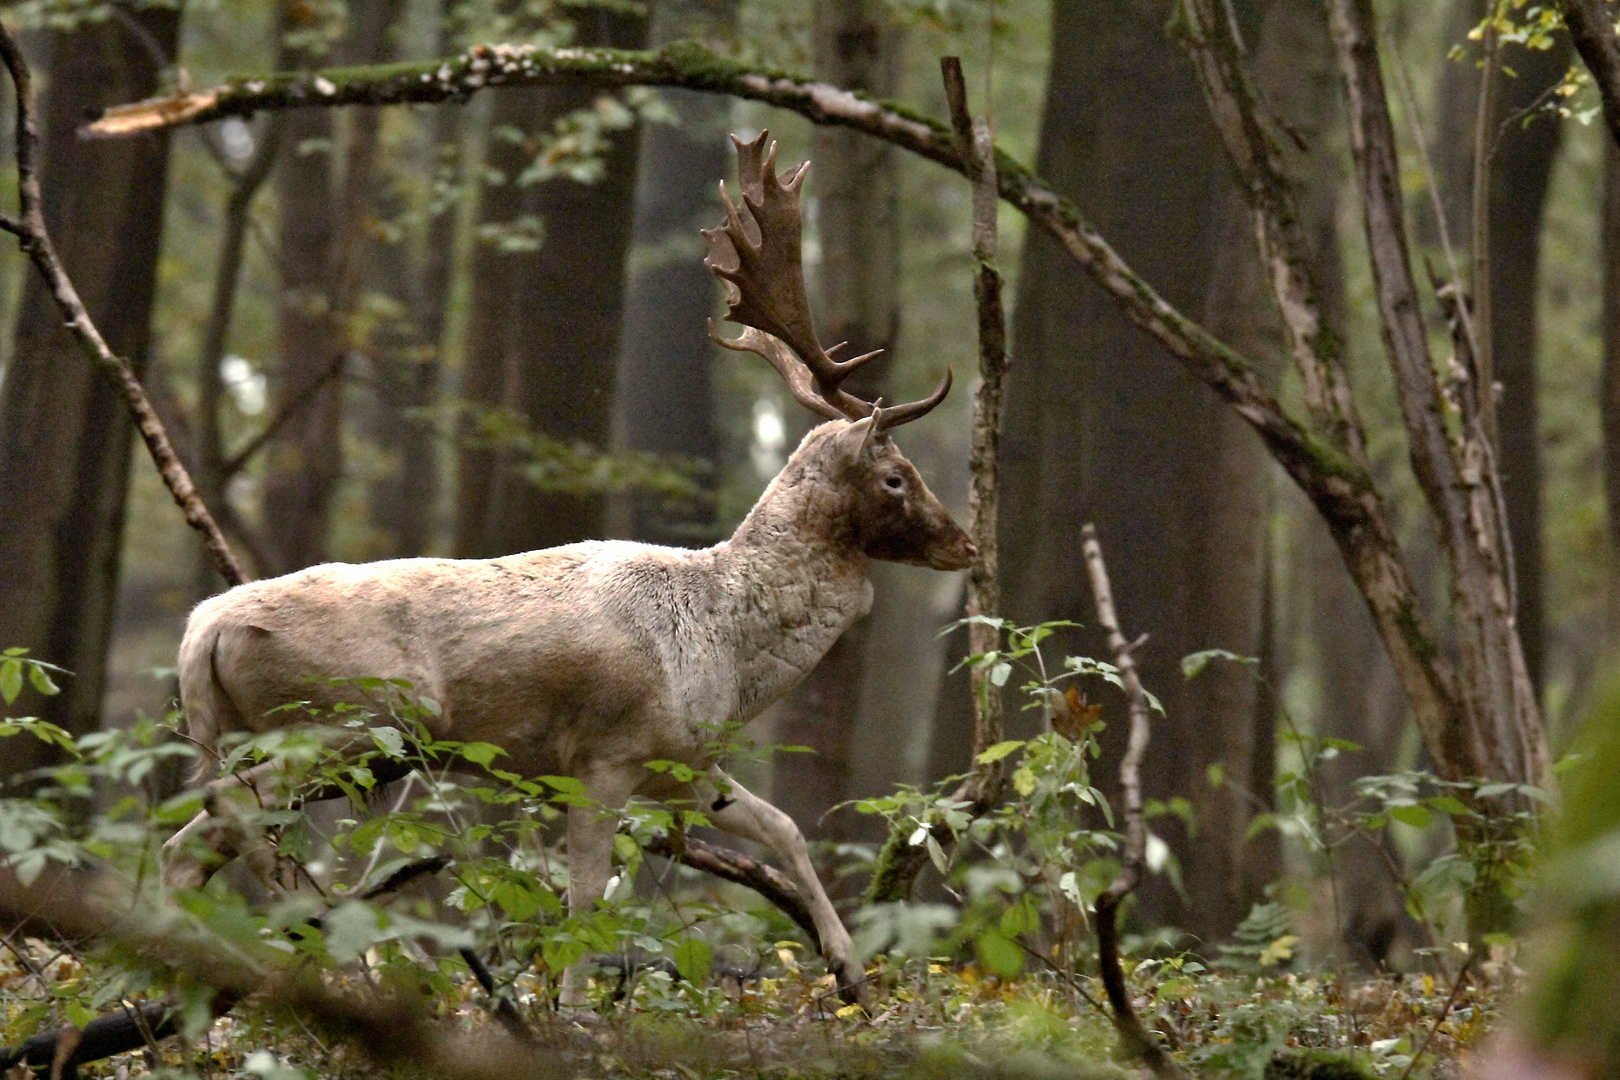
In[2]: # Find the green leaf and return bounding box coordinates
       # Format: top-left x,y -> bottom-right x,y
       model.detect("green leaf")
1180,648 -> 1258,680
367,727 -> 405,758
323,901 -> 384,963
673,936 -> 713,984
925,833 -> 948,876
27,665 -> 58,697
1390,804 -> 1431,830
0,659 -> 21,705
542,933 -> 588,974
1427,795 -> 1473,818
975,931 -> 1023,977
975,740 -> 1025,765
1011,767 -> 1037,797
460,743 -> 507,768
64,1002 -> 94,1030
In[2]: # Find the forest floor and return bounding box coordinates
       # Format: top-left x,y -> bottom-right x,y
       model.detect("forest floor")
0,940 -> 1507,1080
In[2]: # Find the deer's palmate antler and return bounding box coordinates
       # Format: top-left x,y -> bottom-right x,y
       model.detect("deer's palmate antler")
703,130 -> 951,429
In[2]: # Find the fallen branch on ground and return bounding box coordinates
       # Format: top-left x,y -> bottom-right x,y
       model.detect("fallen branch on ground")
643,831 -> 819,951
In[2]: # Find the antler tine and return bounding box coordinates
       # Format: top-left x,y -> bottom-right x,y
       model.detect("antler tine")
702,130 -> 871,416
875,368 -> 953,432
707,321 -> 843,422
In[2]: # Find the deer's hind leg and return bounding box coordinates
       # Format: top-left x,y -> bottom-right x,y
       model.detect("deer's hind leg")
163,752 -> 414,893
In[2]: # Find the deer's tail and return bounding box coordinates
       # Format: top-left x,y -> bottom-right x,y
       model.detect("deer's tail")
176,617 -> 249,786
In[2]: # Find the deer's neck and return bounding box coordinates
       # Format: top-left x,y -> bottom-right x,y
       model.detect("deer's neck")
717,465 -> 871,720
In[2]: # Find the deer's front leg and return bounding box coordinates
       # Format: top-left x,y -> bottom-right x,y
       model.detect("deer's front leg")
701,768 -> 866,1006
560,769 -> 635,1010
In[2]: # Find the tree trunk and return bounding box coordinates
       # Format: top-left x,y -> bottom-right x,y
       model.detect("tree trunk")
1432,0 -> 1568,695
0,7 -> 181,776
768,0 -> 904,851
346,0 -> 439,559
261,8 -> 344,574
1004,0 -> 1266,940
1605,141 -> 1620,640
455,8 -> 648,559
609,0 -> 736,547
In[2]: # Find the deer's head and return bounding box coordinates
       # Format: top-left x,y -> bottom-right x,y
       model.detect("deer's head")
704,132 -> 974,572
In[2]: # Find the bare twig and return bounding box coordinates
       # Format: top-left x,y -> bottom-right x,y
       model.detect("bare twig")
1328,0 -> 1544,789
1398,948 -> 1477,1080
197,116 -> 284,495
0,20 -> 248,588
222,353 -> 347,478
1080,524 -> 1185,1080
1471,3 -> 1500,445
458,947 -> 536,1043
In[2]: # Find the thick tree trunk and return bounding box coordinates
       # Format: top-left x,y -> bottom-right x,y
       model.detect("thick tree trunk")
610,0 -> 735,547
455,8 -> 648,558
1004,0 -> 1264,939
261,10 -> 344,574
0,7 -> 180,777
769,0 -> 904,850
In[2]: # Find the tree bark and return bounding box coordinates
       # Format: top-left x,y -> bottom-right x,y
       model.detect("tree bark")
770,0 -> 904,850
261,6 -> 344,574
455,8 -> 648,559
610,0 -> 735,547
343,0 -> 437,559
1432,0 -> 1569,694
1330,0 -> 1545,795
1605,141 -> 1620,640
1003,0 -> 1263,939
0,6 -> 180,776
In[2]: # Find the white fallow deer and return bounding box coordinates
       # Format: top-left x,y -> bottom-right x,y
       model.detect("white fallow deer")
162,131 -> 973,1007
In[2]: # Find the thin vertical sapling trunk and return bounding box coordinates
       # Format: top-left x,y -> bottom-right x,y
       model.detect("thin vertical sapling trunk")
1081,524 -> 1186,1080
864,57 -> 1006,905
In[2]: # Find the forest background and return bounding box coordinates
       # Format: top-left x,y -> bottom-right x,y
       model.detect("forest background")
0,0 -> 1614,979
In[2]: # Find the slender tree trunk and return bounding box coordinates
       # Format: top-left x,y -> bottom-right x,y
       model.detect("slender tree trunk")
1432,0 -> 1568,695
455,8 -> 648,558
261,6 -> 343,574
610,0 -> 736,547
768,0 -> 904,850
0,6 -> 180,775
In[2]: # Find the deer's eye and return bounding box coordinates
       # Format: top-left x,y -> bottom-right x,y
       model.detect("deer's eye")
884,475 -> 904,491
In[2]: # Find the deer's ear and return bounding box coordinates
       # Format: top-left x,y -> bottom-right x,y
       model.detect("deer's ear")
832,416 -> 879,465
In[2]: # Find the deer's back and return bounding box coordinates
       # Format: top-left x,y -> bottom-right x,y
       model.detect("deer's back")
179,542 -> 739,778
